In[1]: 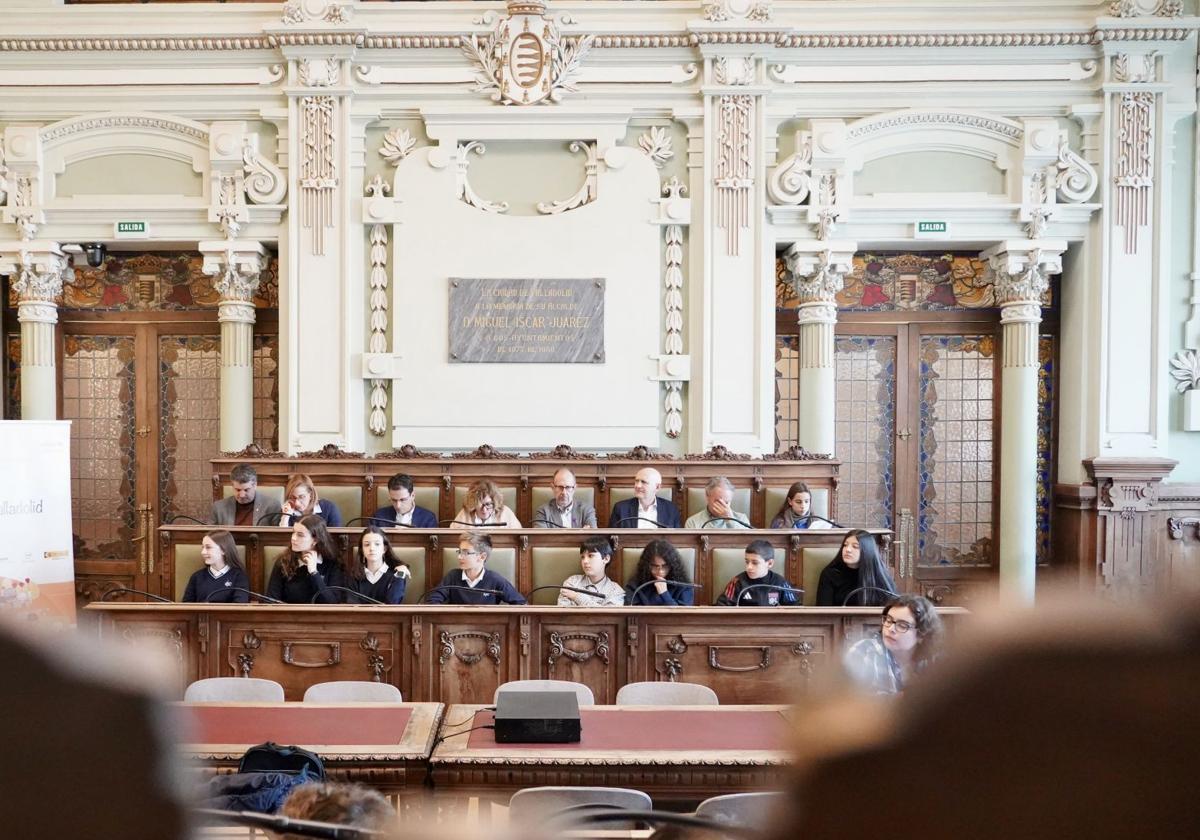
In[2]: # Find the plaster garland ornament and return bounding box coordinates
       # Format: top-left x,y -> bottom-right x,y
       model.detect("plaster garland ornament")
282,1 -> 352,25
1025,206 -> 1053,239
638,126 -> 674,169
662,176 -> 687,439
814,173 -> 839,241
12,176 -> 37,241
537,141 -> 598,215
215,175 -> 243,240
379,127 -> 417,166
1169,350 -> 1200,393
714,95 -> 753,256
767,135 -> 811,206
242,139 -> 287,204
461,0 -> 594,105
702,0 -> 773,22
1109,0 -> 1182,17
1114,91 -> 1154,255
299,95 -> 338,255
1113,52 -> 1156,83
365,175 -> 391,437
456,142 -> 509,214
713,56 -> 755,86
298,58 -> 340,87
0,148 -> 8,207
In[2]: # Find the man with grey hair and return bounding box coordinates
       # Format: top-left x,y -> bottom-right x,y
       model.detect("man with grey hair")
685,476 -> 750,528
533,468 -> 597,528
209,463 -> 282,527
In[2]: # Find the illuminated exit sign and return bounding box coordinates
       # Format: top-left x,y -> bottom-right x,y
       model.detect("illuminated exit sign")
914,220 -> 949,238
114,221 -> 149,238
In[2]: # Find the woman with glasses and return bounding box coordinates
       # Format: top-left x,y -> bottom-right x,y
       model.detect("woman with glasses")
624,539 -> 695,606
843,594 -> 943,694
279,473 -> 343,528
449,479 -> 522,529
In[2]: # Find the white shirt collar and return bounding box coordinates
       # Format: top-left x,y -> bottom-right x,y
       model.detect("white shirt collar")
364,565 -> 387,584
461,569 -> 486,588
208,565 -> 231,579
395,509 -> 413,526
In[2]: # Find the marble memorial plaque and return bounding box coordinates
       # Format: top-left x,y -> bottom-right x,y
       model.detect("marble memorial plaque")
449,278 -> 605,363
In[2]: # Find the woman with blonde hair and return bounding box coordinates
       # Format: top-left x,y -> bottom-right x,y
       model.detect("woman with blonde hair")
450,479 -> 521,528
279,473 -> 343,528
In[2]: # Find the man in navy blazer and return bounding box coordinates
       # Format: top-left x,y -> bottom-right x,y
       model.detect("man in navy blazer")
608,467 -> 682,528
369,473 -> 438,528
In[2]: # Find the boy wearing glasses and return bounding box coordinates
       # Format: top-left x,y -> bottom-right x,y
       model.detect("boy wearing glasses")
424,531 -> 526,604
533,468 -> 597,528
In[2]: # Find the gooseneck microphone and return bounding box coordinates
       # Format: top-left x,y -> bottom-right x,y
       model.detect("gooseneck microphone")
101,587 -> 172,603
312,586 -> 384,605
417,584 -> 507,603
842,585 -> 898,607
626,579 -> 702,604
531,517 -> 565,528
525,584 -> 608,602
194,807 -> 385,839
167,514 -> 208,526
799,513 -> 843,528
698,516 -> 751,529
609,516 -> 665,528
733,582 -> 805,606
205,587 -> 282,604
343,516 -> 412,528
256,511 -> 286,526
438,519 -> 507,527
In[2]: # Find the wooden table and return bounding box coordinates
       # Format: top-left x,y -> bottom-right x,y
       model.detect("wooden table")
429,704 -> 793,805
174,701 -> 444,794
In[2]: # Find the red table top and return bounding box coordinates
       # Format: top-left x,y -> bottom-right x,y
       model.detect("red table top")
467,707 -> 787,751
181,703 -> 415,747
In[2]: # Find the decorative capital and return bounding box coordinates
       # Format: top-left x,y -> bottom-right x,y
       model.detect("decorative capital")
982,242 -> 1065,308
0,244 -> 68,303
199,240 -> 268,302
784,244 -> 855,306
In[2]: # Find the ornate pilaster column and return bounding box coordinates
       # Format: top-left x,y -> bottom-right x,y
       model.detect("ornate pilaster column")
982,240 -> 1066,604
783,243 -> 855,456
201,241 -> 268,452
0,244 -> 68,420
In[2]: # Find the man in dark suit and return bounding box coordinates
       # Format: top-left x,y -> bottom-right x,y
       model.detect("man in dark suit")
608,467 -> 682,528
209,464 -> 282,527
368,472 -> 438,528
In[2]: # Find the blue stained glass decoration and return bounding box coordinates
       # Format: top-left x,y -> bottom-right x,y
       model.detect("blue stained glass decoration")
834,336 -> 896,531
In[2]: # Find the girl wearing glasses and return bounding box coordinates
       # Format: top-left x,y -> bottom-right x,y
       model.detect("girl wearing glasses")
450,479 -> 522,529
843,594 -> 943,694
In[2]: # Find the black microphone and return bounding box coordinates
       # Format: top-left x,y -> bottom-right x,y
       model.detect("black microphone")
438,519 -> 508,527
167,514 -> 208,526
343,516 -> 412,528
204,587 -> 282,604
626,579 -> 702,604
531,517 -> 565,528
525,584 -> 609,602
799,512 -> 842,528
417,584 -> 508,603
194,807 -> 386,839
313,585 -> 384,605
101,587 -> 172,603
842,585 -> 898,607
563,807 -> 762,840
732,582 -> 804,606
256,511 -> 286,525
697,516 -> 751,529
609,516 -> 665,528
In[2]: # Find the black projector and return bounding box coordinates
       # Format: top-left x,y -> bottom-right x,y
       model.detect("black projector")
493,690 -> 582,743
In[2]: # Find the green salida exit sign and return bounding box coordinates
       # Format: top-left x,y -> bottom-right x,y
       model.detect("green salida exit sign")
114,220 -> 149,238
915,220 -> 949,238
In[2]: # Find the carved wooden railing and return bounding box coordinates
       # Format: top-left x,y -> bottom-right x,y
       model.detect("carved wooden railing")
88,603 -> 966,705
211,443 -> 840,529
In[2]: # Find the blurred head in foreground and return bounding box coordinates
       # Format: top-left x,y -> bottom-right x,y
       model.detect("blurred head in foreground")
273,782 -> 394,839
785,591 -> 1200,840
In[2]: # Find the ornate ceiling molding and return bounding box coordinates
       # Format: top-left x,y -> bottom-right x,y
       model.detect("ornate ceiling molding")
41,113 -> 210,144
846,110 -> 1024,143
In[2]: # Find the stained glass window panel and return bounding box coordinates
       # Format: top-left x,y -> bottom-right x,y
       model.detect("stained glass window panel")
775,335 -> 799,452
1037,334 -> 1056,565
835,336 -> 896,531
63,335 -> 137,559
253,334 -> 279,451
918,335 -> 995,566
159,336 -> 221,523
4,334 -> 19,419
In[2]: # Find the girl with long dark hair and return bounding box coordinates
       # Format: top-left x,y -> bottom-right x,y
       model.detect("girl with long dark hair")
625,539 -> 694,606
265,515 -> 344,604
816,529 -> 896,606
343,526 -> 411,604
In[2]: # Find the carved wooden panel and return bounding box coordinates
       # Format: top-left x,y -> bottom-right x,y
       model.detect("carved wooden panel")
427,620 -> 511,705
648,627 -> 832,704
101,615 -> 195,697
537,619 -> 621,704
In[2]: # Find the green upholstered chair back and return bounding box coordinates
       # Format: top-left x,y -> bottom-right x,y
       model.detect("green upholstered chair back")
314,485 -> 361,524
802,545 -> 842,606
529,546 -> 590,605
